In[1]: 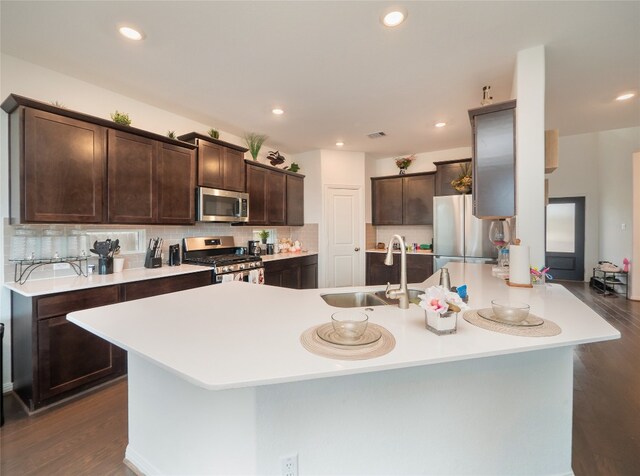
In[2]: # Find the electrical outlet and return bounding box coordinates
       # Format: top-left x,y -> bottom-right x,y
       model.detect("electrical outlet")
53,263 -> 71,270
280,453 -> 298,476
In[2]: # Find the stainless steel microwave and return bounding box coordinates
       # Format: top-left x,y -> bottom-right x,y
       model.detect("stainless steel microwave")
197,187 -> 249,222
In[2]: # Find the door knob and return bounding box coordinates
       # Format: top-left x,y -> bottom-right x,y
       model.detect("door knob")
354,247 -> 360,251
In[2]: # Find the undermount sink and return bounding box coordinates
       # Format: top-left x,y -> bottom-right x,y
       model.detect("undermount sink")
321,292 -> 388,308
321,289 -> 427,308
374,289 -> 425,304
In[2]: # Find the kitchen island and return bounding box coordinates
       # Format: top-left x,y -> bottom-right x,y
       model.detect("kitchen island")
68,263 -> 619,475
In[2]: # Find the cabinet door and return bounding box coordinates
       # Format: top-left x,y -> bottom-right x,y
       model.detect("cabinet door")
366,252 -> 399,285
286,175 -> 304,226
37,316 -> 125,401
407,254 -> 434,283
197,140 -> 224,189
108,129 -> 158,223
267,170 -> 287,225
246,164 -> 267,224
403,174 -> 435,225
158,143 -> 196,224
300,260 -> 318,289
223,149 -> 246,192
23,108 -> 106,223
372,178 -> 403,225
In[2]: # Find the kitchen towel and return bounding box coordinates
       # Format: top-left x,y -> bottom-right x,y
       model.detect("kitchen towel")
509,243 -> 531,285
248,269 -> 264,284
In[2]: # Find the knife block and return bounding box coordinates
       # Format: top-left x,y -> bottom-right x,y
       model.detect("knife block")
144,250 -> 162,269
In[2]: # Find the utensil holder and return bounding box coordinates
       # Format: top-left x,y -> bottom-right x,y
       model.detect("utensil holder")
98,257 -> 113,275
144,250 -> 162,269
425,310 -> 457,335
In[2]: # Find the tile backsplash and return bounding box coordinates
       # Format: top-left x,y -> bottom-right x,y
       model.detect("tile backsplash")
374,225 -> 433,249
3,219 -> 318,282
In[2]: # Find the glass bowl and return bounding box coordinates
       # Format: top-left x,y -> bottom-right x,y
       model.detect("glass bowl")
491,300 -> 530,322
331,310 -> 369,339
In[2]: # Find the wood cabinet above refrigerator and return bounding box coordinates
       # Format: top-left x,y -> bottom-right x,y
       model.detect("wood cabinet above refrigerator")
468,99 -> 516,219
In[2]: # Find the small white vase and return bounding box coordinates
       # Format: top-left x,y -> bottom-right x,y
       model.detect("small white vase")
425,310 -> 457,335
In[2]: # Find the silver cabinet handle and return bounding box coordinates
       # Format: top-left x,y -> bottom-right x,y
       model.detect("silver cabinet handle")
354,247 -> 360,251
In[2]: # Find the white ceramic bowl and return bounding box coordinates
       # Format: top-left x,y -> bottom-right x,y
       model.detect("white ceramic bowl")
491,299 -> 530,322
331,310 -> 369,339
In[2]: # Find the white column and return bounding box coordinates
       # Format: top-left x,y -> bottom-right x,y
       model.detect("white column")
513,46 -> 546,266
631,152 -> 640,300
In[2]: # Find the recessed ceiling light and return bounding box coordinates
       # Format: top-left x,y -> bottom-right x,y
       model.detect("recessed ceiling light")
616,93 -> 635,101
435,122 -> 447,128
382,10 -> 406,27
336,141 -> 344,147
272,108 -> 284,115
119,26 -> 144,41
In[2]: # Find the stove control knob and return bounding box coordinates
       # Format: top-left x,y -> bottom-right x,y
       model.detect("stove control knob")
249,262 -> 255,268
222,266 -> 229,273
239,264 -> 245,270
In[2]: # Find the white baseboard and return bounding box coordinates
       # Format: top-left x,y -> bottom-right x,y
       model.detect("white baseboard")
125,446 -> 160,476
3,381 -> 13,394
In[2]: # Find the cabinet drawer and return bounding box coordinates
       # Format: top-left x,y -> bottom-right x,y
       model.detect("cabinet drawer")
123,272 -> 212,301
37,286 -> 120,319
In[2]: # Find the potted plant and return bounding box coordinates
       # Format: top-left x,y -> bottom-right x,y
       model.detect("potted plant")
110,111 -> 132,126
208,128 -> 219,139
451,163 -> 472,193
166,130 -> 177,139
395,154 -> 416,174
258,230 -> 270,244
244,132 -> 268,161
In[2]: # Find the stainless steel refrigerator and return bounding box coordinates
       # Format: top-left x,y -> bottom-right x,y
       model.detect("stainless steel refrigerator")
433,195 -> 497,271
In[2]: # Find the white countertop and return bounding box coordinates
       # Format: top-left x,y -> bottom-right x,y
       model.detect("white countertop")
4,264 -> 211,297
259,251 -> 317,262
68,262 -> 620,391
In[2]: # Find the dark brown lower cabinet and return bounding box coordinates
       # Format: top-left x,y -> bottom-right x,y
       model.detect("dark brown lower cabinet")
11,270 -> 212,411
366,252 -> 434,286
264,255 -> 318,289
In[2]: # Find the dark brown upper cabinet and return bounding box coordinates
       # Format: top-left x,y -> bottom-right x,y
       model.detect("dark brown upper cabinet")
157,142 -> 196,224
109,130 -> 196,225
245,161 -> 305,226
108,129 -> 158,224
12,107 -> 107,223
1,94 -> 197,225
371,172 -> 435,225
177,133 -> 248,192
434,158 -> 472,196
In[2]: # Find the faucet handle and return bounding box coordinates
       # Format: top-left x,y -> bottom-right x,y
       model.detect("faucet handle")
385,282 -> 391,295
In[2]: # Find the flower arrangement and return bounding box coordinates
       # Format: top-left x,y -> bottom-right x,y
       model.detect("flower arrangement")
530,266 -> 552,285
451,163 -> 472,193
395,154 -> 416,174
418,286 -> 468,316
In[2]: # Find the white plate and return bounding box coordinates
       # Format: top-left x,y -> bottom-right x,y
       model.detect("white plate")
477,308 -> 544,327
316,323 -> 382,346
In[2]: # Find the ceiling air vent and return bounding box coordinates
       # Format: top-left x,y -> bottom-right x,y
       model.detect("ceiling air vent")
367,131 -> 386,139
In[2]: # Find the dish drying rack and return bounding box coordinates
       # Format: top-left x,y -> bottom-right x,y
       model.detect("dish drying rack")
10,255 -> 89,284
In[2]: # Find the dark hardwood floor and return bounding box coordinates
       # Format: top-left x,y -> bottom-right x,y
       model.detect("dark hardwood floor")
562,281 -> 640,476
1,282 -> 638,475
1,380 -> 134,475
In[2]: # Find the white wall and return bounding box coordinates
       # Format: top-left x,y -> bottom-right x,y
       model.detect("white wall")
513,45 -> 546,265
291,150 -> 322,223
632,152 -> 640,300
597,128 -> 638,266
0,54 -> 296,391
547,133 -> 600,281
547,126 -> 640,281
372,147 -> 472,178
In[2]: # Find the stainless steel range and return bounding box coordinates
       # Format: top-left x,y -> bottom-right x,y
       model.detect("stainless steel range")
183,236 -> 264,284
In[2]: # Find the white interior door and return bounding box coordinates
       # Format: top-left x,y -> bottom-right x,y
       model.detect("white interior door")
325,187 -> 362,287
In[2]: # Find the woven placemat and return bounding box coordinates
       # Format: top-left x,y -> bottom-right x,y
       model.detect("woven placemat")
300,323 -> 395,360
463,310 -> 561,337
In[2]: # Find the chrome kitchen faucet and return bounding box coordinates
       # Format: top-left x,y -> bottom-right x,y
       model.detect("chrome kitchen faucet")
384,234 -> 409,309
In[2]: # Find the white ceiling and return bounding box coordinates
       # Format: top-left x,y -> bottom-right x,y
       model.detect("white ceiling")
1,1 -> 639,158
